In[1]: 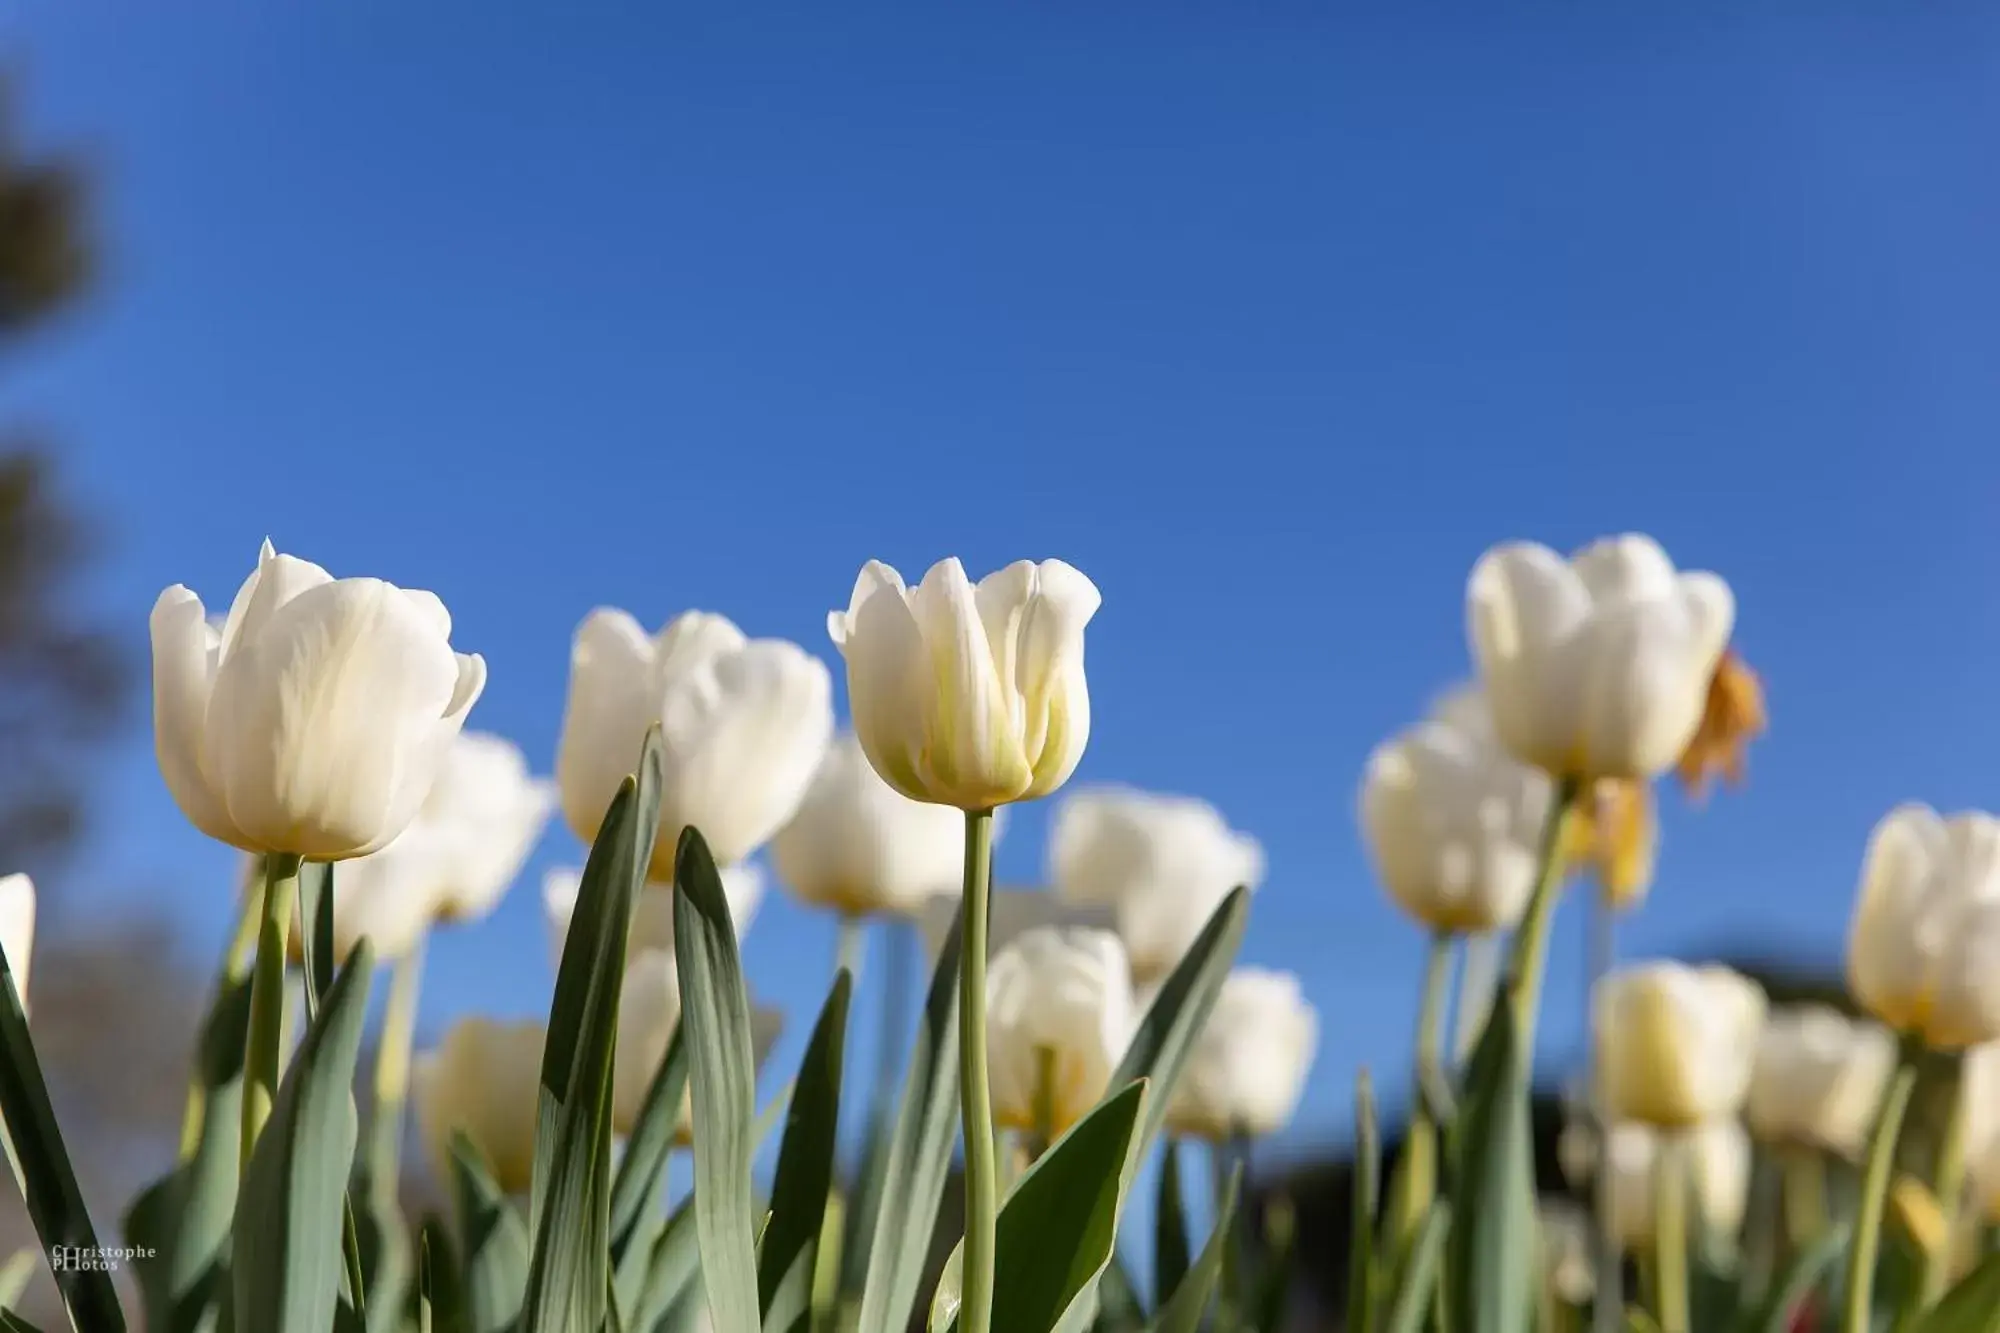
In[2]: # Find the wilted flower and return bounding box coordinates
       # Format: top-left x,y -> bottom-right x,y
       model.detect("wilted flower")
771,734 -> 980,919
1467,534 -> 1734,782
1847,805 -> 2000,1049
1746,1005 -> 1896,1158
541,863 -> 765,974
413,1016 -> 544,1196
987,926 -> 1135,1137
828,558 -> 1099,811
1597,1120 -> 1752,1249
1165,968 -> 1317,1141
1675,649 -> 1767,797
1050,787 -> 1263,983
0,873 -> 34,1007
1560,778 -> 1659,911
557,609 -> 832,874
1595,962 -> 1765,1128
151,540 -> 487,859
1359,687 -> 1554,934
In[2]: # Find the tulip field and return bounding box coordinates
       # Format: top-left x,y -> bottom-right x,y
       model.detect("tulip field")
0,533 -> 1995,1333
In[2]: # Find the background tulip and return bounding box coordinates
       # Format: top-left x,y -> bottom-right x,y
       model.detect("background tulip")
415,731 -> 556,923
0,873 -> 35,1007
771,733 -> 980,918
1847,804 -> 2000,1049
1466,533 -> 1734,781
1359,687 -> 1554,934
151,540 -> 487,859
1746,1004 -> 1896,1157
542,862 -> 765,972
1164,967 -> 1317,1141
1595,1120 -> 1752,1250
985,926 -> 1135,1137
1595,961 -> 1765,1128
413,1016 -> 544,1196
612,949 -> 681,1134
1050,786 -> 1263,983
914,886 -> 1113,967
556,608 -> 832,874
828,557 -> 1099,810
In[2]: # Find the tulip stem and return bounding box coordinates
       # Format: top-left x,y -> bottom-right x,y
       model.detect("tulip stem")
957,807 -> 999,1333
1385,934 -> 1453,1264
181,870 -> 269,1161
241,852 -> 302,1172
1781,1146 -> 1826,1253
1503,777 -> 1580,1058
1843,1045 -> 1921,1333
1586,892 -> 1624,1333
370,934 -> 426,1205
1652,1134 -> 1691,1333
1910,1049 -> 1969,1316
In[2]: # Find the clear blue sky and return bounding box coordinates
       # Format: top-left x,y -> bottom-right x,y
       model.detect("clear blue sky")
4,3 -> 1999,1167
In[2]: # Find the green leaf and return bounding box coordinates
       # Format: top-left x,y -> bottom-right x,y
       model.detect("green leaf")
1382,1203 -> 1450,1333
630,1202 -> 702,1333
1152,1143 -> 1191,1312
1094,1251 -> 1145,1331
855,904 -> 965,1333
1252,1193 -> 1298,1333
1348,1070 -> 1381,1333
757,971 -> 851,1332
0,1248 -> 35,1309
295,861 -> 336,1015
416,1216 -> 464,1333
451,1134 -> 529,1333
1914,1245 -> 2000,1333
1444,993 -> 1534,1333
0,1310 -> 44,1333
122,1168 -> 180,1326
232,940 -> 376,1333
609,1023 -> 690,1264
418,1234 -> 433,1333
674,824 -> 763,1333
1150,1161 -> 1241,1333
352,1172 -> 407,1333
1732,1222 -> 1847,1333
522,730 -> 663,1333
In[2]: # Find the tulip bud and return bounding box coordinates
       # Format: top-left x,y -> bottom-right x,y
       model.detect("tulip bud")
1599,1120 -> 1751,1250
1050,787 -> 1263,983
542,864 -> 764,975
557,608 -> 833,875
1745,1005 -> 1896,1158
1595,962 -> 1765,1128
771,734 -> 980,919
987,926 -> 1136,1137
1466,534 -> 1735,781
1846,804 -> 2000,1050
413,1016 -> 544,1196
828,557 -> 1100,811
1360,687 -> 1555,934
151,541 -> 487,859
1165,968 -> 1318,1142
0,873 -> 35,1010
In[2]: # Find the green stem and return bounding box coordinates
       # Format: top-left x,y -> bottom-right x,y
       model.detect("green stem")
1586,893 -> 1623,1333
957,808 -> 998,1333
1843,1047 -> 1921,1333
1653,1134 -> 1690,1333
1912,1049 -> 1969,1315
181,871 -> 267,1161
241,852 -> 302,1172
1385,934 -> 1453,1260
1503,777 -> 1581,1058
1781,1145 -> 1827,1254
370,934 -> 426,1205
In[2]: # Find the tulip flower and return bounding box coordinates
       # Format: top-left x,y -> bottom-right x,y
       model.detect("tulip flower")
771,734 -> 978,919
1165,968 -> 1318,1141
1847,804 -> 2000,1050
986,926 -> 1136,1139
413,1016 -> 545,1196
0,873 -> 34,1010
1594,962 -> 1765,1129
1050,787 -> 1264,983
557,608 -> 832,875
1360,687 -> 1555,935
827,557 -> 1099,812
1466,534 -> 1734,783
1594,1120 -> 1752,1250
151,540 -> 487,859
542,863 -> 765,973
1746,1005 -> 1896,1158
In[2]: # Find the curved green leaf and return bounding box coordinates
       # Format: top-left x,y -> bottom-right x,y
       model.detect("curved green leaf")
758,972 -> 850,1332
1382,1203 -> 1450,1333
451,1136 -> 528,1333
1444,996 -> 1534,1333
1732,1222 -> 1847,1333
1348,1070 -> 1380,1333
1109,888 -> 1247,1155
1152,1143 -> 1190,1313
610,1023 -> 689,1264
1150,1162 -> 1241,1333
1914,1244 -> 2000,1333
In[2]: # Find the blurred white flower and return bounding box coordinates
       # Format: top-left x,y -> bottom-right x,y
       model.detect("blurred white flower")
413,1016 -> 544,1196
1847,804 -> 2000,1049
1359,687 -> 1554,934
1165,968 -> 1317,1141
771,734 -> 982,918
987,926 -> 1136,1136
1595,962 -> 1765,1128
151,540 -> 487,859
541,863 -> 765,973
1050,787 -> 1263,984
1539,1203 -> 1596,1306
0,873 -> 34,1009
613,949 -> 683,1136
1746,1005 -> 1896,1157
828,557 -> 1099,810
914,886 -> 1113,969
1599,1120 -> 1752,1250
1453,933 -> 1504,1064
1466,534 -> 1734,781
557,609 -> 832,874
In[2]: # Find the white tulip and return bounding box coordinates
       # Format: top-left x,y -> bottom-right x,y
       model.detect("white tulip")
613,950 -> 683,1136
771,734 -> 978,918
413,1016 -> 544,1196
1594,962 -> 1765,1128
914,886 -> 1114,968
828,557 -> 1099,811
1050,787 -> 1263,983
987,926 -> 1136,1136
1599,1120 -> 1752,1249
557,608 -> 833,874
0,874 -> 34,1009
542,863 -> 765,974
1847,804 -> 2000,1049
1165,968 -> 1317,1141
151,540 -> 487,859
1967,1044 -> 2000,1222
1466,534 -> 1734,781
1745,1005 -> 1896,1157
1359,687 -> 1554,934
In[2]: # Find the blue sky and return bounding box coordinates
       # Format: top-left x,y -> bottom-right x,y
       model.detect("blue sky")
3,2 -> 1999,1173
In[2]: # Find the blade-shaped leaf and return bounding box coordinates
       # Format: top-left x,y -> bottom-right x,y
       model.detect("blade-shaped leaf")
451,1136 -> 528,1333
1444,996 -> 1534,1333
757,972 -> 850,1332
1348,1070 -> 1380,1333
674,825 -> 762,1333
233,940 -> 376,1333
609,1023 -> 690,1264
295,861 -> 336,1015
1382,1203 -> 1450,1333
0,1248 -> 36,1310
855,905 -> 965,1333
631,1202 -> 703,1333
1095,1252 -> 1146,1331
1914,1246 -> 2000,1333
1150,1161 -> 1241,1333
417,1234 -> 433,1333
1152,1143 -> 1190,1312
1731,1222 -> 1847,1333
416,1216 -> 463,1333
0,1311 -> 43,1333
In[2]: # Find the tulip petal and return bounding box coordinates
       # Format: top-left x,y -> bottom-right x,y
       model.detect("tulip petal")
556,609 -> 657,846
1571,534 -> 1679,603
841,562 -> 933,803
150,585 -> 240,846
912,558 -> 1026,805
1467,542 -> 1591,772
217,542 -> 334,664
